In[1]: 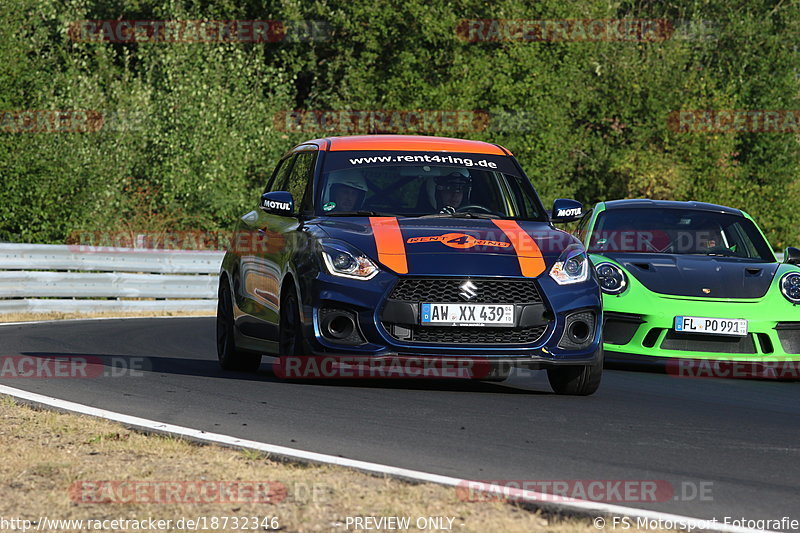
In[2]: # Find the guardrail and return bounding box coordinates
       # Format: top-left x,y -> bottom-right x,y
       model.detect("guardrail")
0,243 -> 788,316
0,243 -> 223,314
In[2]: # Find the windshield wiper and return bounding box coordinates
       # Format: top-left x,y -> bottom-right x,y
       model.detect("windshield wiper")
325,210 -> 397,217
419,212 -> 502,219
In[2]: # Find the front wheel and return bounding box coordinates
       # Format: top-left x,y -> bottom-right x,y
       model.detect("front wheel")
278,287 -> 304,356
217,282 -> 262,372
547,348 -> 603,395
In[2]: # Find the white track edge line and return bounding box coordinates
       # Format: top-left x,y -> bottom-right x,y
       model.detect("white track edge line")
0,384 -> 768,533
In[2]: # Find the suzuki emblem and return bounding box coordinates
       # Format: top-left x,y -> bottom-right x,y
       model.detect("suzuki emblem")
459,281 -> 478,301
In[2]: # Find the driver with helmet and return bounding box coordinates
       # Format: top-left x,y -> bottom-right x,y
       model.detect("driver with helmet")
325,169 -> 369,213
426,169 -> 472,214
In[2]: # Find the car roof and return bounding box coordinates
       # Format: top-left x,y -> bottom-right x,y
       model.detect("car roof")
295,135 -> 512,156
602,199 -> 743,216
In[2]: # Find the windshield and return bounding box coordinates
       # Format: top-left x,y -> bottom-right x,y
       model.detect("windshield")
316,151 -> 546,220
587,208 -> 774,261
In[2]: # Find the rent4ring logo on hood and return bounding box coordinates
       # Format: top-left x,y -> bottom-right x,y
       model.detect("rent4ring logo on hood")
407,233 -> 511,249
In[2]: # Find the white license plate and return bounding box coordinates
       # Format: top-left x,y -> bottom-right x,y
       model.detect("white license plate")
420,303 -> 515,326
674,316 -> 748,336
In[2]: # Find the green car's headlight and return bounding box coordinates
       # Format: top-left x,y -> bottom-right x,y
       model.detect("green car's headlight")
550,250 -> 589,285
595,262 -> 628,295
780,272 -> 800,304
320,240 -> 379,280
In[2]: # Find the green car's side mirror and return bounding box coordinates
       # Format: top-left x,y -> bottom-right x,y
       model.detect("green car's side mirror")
784,247 -> 800,265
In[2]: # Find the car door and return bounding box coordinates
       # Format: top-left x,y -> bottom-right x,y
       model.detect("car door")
237,148 -> 317,344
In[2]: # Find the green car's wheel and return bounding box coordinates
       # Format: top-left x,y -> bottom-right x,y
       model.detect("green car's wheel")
279,288 -> 304,357
547,347 -> 603,395
217,282 -> 262,372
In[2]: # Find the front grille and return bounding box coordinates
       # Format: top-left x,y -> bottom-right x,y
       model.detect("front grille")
383,277 -> 548,345
383,323 -> 547,345
660,331 -> 757,354
389,278 -> 542,304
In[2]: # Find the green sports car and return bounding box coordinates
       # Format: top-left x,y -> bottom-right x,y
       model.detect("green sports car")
576,199 -> 800,374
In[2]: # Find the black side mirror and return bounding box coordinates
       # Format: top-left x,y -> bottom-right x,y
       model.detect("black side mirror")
784,247 -> 800,265
551,199 -> 583,223
260,191 -> 294,216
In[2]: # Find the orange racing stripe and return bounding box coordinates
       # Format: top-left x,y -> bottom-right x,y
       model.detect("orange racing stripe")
369,217 -> 408,274
491,220 -> 545,277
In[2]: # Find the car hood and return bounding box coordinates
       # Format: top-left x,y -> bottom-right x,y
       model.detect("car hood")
599,252 -> 779,298
310,216 -> 580,277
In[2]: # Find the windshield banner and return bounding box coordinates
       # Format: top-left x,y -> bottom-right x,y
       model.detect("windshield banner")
323,150 -> 523,177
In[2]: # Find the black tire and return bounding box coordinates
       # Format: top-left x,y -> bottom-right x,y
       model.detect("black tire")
547,347 -> 603,395
279,286 -> 304,356
216,281 -> 262,371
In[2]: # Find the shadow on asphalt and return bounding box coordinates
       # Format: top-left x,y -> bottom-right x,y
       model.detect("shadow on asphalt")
17,351 -> 546,394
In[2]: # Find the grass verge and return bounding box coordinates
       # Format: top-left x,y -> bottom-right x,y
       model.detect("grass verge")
0,397 -> 661,533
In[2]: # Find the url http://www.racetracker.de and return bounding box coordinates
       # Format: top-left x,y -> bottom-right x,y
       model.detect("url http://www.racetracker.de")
594,515 -> 800,532
0,515 -> 281,532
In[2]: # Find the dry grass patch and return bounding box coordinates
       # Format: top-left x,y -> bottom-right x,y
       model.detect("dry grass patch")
0,397 -> 669,533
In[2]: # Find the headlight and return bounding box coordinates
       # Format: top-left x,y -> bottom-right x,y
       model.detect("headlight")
320,240 -> 379,280
549,250 -> 589,285
780,272 -> 800,304
595,262 -> 628,295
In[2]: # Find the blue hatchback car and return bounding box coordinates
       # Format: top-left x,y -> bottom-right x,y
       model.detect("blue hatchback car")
217,135 -> 603,394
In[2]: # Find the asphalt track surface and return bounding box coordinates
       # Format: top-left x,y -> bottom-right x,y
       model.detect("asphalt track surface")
1,317 -> 798,527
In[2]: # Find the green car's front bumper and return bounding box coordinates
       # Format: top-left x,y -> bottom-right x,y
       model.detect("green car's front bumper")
594,255 -> 800,363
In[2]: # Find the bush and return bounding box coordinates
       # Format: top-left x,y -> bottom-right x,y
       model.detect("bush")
0,0 -> 798,248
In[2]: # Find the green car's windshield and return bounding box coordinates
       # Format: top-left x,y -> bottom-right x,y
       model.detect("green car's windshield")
588,208 -> 774,261
316,164 -> 546,221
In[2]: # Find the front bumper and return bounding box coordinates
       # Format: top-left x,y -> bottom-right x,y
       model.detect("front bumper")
602,296 -> 800,362
301,270 -> 602,364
